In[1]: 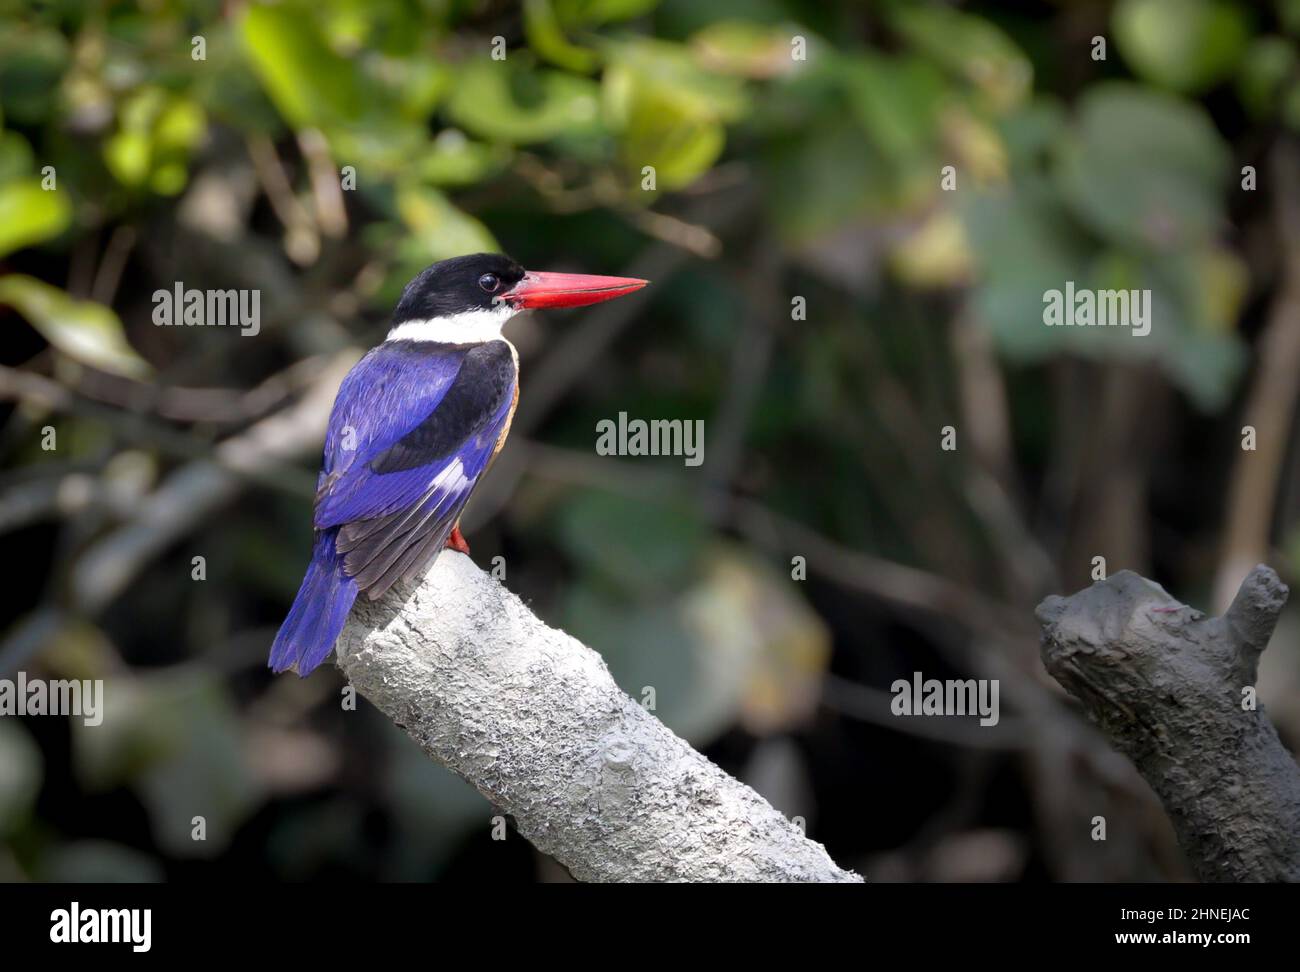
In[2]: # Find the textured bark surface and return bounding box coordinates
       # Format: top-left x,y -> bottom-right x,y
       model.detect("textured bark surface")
336,553 -> 861,883
1036,566 -> 1300,882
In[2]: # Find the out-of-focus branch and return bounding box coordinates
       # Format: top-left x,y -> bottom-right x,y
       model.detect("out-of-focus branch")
69,351 -> 358,614
509,439 -> 1026,635
1037,566 -> 1300,882
1215,139 -> 1300,611
336,553 -> 862,883
510,153 -> 723,257
0,363 -> 320,492
297,128 -> 348,239
733,495 -> 1035,639
70,354 -> 334,424
950,309 -> 1059,601
246,134 -> 319,265
698,242 -> 779,518
91,224 -> 137,307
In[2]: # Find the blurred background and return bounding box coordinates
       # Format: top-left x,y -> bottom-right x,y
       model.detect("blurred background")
2,0 -> 1299,883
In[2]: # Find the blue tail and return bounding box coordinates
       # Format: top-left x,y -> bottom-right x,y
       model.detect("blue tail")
269,531 -> 358,676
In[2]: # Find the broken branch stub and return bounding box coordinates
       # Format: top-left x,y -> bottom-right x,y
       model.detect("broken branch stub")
1036,566 -> 1300,882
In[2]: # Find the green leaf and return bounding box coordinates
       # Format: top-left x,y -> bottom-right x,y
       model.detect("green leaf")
555,0 -> 660,26
961,181 -> 1247,410
238,3 -> 366,128
678,550 -> 831,735
1146,247 -> 1248,409
446,59 -> 602,144
760,120 -> 893,245
618,87 -> 725,190
394,60 -> 454,121
960,179 -> 1093,361
891,4 -> 1032,111
561,547 -> 830,742
1237,37 -> 1299,118
603,37 -> 747,126
690,20 -> 804,78
525,0 -> 601,73
0,179 -> 71,258
104,89 -> 207,195
329,121 -> 436,178
0,129 -> 36,184
417,130 -> 512,186
997,96 -> 1067,167
395,184 -> 499,263
839,52 -> 946,166
1114,0 -> 1251,93
1054,83 -> 1230,250
0,275 -> 150,378
103,131 -> 151,187
154,97 -> 207,152
0,23 -> 69,125
603,38 -> 746,189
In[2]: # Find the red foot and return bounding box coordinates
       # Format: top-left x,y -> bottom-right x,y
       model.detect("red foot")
445,524 -> 471,555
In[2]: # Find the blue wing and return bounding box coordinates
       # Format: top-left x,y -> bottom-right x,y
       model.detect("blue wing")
314,339 -> 517,598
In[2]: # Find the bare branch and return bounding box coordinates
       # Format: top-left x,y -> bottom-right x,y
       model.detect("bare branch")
1036,567 -> 1300,882
335,554 -> 862,883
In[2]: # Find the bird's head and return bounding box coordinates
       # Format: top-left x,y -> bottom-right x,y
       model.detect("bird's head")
387,253 -> 648,343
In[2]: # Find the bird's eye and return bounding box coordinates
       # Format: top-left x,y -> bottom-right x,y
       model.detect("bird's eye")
478,273 -> 500,294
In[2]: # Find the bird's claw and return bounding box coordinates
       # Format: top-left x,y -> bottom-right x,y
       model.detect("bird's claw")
446,525 -> 471,555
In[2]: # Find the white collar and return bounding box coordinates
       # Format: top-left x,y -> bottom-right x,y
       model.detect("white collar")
385,303 -> 517,344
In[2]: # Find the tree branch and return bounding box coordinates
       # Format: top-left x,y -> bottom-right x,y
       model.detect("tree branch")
335,554 -> 862,883
1035,566 -> 1300,882
67,351 -> 358,615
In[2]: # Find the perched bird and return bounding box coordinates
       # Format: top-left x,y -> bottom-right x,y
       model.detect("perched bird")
270,253 -> 648,675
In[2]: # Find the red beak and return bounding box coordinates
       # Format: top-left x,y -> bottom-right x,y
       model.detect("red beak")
501,271 -> 649,310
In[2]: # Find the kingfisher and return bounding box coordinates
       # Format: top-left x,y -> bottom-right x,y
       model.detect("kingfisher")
269,253 -> 648,676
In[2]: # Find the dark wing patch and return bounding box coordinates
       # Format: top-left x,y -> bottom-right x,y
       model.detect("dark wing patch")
313,341 -> 474,529
335,340 -> 517,599
369,341 -> 516,474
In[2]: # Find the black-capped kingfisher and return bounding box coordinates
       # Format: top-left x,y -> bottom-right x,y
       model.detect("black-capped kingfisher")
269,253 -> 648,675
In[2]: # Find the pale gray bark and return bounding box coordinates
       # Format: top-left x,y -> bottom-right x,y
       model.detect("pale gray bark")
1036,566 -> 1300,882
335,553 -> 862,883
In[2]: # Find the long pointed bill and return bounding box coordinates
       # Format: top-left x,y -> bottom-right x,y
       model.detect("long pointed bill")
501,270 -> 649,310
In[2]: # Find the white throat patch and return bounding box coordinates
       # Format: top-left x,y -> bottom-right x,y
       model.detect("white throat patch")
385,303 -> 517,344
